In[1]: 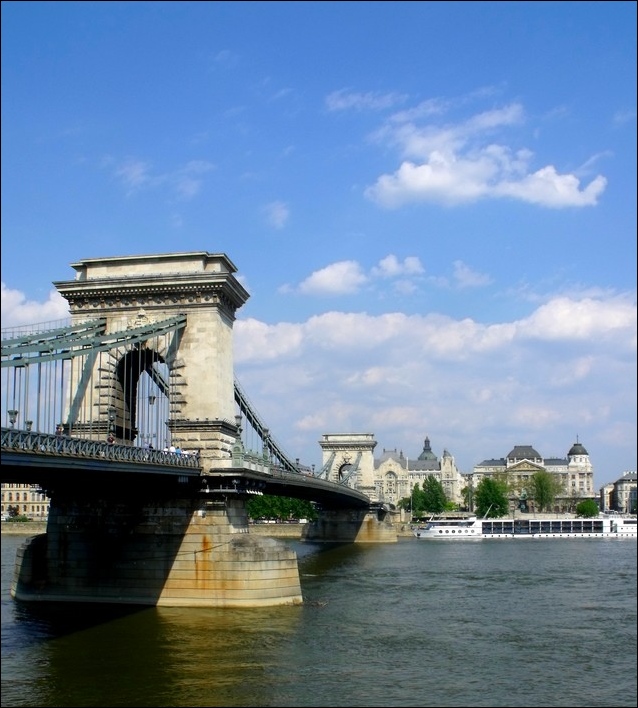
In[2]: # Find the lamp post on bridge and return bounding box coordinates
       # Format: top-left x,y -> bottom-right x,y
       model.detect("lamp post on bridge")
108,406 -> 116,443
8,409 -> 18,428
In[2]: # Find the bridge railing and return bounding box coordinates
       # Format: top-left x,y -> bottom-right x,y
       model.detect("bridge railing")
1,427 -> 201,468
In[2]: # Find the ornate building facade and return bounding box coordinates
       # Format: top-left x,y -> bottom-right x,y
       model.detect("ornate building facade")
468,440 -> 596,512
374,436 -> 465,508
600,472 -> 637,514
1,483 -> 50,520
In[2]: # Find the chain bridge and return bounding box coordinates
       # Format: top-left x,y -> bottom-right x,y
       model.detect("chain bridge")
1,252 -> 396,609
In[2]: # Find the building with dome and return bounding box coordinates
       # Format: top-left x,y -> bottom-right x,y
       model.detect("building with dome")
373,436 -> 465,508
330,434 -> 600,514
469,439 -> 596,513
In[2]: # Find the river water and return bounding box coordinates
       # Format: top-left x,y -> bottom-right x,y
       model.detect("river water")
1,533 -> 636,707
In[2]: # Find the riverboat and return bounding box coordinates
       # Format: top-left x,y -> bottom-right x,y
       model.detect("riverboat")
412,515 -> 637,539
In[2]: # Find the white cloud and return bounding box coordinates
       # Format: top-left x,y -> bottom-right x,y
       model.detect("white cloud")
2,283 -> 634,486
452,261 -> 492,289
1,283 -> 69,328
297,261 -> 368,295
371,255 -> 424,279
365,101 -> 607,208
493,166 -> 607,207
232,290 -> 635,483
519,295 -> 636,341
289,255 -> 489,297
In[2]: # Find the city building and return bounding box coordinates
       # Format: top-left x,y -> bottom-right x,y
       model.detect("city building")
373,436 -> 465,508
1,483 -> 50,520
468,440 -> 596,513
600,472 -> 637,514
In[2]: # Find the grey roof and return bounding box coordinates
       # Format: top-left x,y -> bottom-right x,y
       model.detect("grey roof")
375,448 -> 407,469
506,445 -> 542,460
476,458 -> 507,467
417,437 -> 438,462
568,441 -> 589,456
408,459 -> 440,472
544,457 -> 568,465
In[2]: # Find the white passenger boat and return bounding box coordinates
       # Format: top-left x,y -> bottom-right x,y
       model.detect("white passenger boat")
412,515 -> 637,539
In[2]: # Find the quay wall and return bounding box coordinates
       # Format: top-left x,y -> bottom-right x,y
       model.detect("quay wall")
3,521 -> 414,538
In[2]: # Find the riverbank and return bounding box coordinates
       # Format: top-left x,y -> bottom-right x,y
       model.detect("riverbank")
1,521 -> 414,537
1,521 -> 48,535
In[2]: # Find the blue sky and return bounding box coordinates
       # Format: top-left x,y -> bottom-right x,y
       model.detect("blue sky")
1,1 -> 636,489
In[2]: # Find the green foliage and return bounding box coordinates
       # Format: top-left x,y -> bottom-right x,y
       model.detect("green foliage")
246,495 -> 318,522
398,483 -> 425,519
575,499 -> 600,518
529,470 -> 563,512
474,477 -> 509,518
461,485 -> 472,511
421,475 -> 448,514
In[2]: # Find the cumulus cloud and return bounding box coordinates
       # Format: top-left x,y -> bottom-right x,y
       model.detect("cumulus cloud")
371,255 -> 424,279
297,261 -> 368,295
518,295 -> 636,341
2,282 -> 634,484
287,255 -> 490,297
364,100 -> 607,208
232,290 -> 635,481
1,283 -> 69,328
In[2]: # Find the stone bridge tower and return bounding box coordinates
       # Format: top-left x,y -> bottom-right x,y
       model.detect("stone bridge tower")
319,433 -> 378,501
54,251 -> 249,471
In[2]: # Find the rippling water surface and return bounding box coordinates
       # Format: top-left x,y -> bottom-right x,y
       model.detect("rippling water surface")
2,533 -> 636,707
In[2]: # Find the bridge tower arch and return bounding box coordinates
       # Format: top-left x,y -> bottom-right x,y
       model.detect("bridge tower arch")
54,251 -> 249,469
319,433 -> 379,502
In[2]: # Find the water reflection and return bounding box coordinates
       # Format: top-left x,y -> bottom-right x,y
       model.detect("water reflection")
2,535 -> 636,707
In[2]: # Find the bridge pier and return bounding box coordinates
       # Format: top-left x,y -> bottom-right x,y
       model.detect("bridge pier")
303,508 -> 398,543
11,491 -> 303,608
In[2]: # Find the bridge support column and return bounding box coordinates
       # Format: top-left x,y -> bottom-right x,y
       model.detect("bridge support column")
11,493 -> 302,608
303,508 -> 397,543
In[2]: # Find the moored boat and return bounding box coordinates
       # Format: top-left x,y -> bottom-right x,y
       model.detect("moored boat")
412,515 -> 637,539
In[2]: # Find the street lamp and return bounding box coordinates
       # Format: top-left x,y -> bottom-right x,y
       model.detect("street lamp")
108,406 -> 116,434
25,420 -> 33,432
8,409 -> 18,428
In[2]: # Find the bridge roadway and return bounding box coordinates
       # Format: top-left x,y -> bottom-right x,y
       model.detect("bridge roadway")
0,427 -> 371,510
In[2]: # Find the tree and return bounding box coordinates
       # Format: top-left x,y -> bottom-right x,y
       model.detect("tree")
398,483 -> 421,518
461,485 -> 473,512
421,475 -> 447,514
575,499 -> 599,518
409,483 -> 427,518
529,470 -> 563,512
246,495 -> 318,522
474,478 -> 509,518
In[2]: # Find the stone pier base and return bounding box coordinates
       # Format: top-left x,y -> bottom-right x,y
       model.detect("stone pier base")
303,508 -> 398,543
11,496 -> 302,608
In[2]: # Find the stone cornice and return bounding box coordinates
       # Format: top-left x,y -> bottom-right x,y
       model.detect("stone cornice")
55,276 -> 248,319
